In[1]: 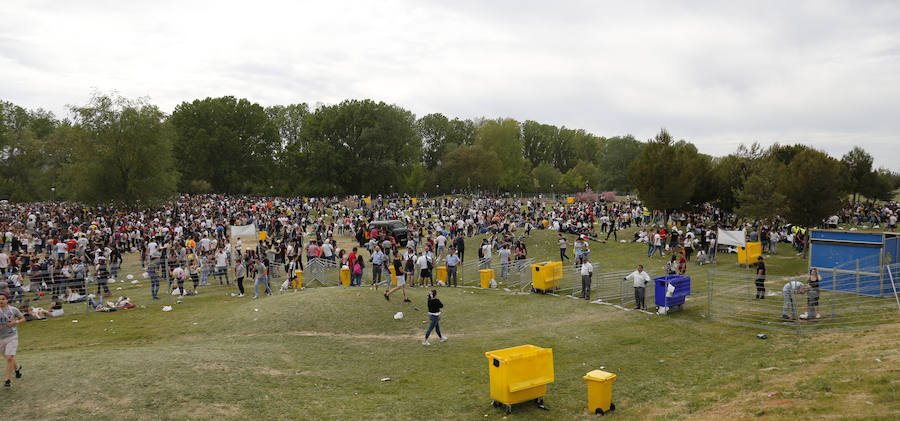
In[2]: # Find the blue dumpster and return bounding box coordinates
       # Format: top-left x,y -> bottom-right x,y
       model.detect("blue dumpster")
654,275 -> 690,310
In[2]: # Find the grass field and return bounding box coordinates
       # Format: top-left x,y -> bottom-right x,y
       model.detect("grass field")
5,226 -> 899,420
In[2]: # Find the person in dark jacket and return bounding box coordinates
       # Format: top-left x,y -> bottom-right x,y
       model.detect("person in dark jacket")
423,289 -> 447,346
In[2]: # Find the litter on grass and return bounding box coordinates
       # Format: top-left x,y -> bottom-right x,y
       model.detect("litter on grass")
162,306 -> 173,312
394,312 -> 404,320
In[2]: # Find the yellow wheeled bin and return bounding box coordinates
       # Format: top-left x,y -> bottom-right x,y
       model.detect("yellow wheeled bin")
293,270 -> 302,289
584,370 -> 616,415
567,197 -> 575,204
258,231 -> 268,242
436,266 -> 447,284
531,261 -> 562,292
340,267 -> 351,286
737,241 -> 762,266
388,266 -> 397,285
479,269 -> 494,288
486,345 -> 554,415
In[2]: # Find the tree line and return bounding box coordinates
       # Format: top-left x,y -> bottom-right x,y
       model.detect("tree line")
1,93 -> 897,215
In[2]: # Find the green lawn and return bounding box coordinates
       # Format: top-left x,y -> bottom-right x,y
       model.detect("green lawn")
5,225 -> 898,420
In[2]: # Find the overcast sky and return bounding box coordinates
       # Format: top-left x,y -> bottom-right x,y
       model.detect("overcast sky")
2,0 -> 899,169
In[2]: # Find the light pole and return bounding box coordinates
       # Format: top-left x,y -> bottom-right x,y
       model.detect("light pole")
51,186 -> 56,202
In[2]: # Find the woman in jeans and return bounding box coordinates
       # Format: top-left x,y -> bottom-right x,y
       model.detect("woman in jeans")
422,289 -> 447,346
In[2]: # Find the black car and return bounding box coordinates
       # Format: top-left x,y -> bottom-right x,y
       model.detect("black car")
368,220 -> 409,243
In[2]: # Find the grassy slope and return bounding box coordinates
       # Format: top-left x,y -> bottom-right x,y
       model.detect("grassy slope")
5,225 -> 898,420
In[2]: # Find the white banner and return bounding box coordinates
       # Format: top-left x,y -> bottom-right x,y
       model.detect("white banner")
717,228 -> 747,248
230,224 -> 257,239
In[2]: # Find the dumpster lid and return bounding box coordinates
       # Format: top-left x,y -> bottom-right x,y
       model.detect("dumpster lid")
583,370 -> 616,382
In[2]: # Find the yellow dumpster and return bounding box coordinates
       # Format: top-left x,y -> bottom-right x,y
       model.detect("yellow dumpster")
363,197 -> 371,205
388,265 -> 397,285
294,270 -> 302,289
258,231 -> 268,242
340,267 -> 351,286
531,261 -> 562,292
737,241 -> 762,266
436,266 -> 447,284
480,269 -> 494,288
486,345 -> 554,414
584,370 -> 616,415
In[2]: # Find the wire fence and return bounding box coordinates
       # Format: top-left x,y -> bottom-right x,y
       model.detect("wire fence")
708,261 -> 900,335
9,249 -> 898,335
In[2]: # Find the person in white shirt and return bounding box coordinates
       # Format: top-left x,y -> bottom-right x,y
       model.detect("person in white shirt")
214,249 -> 229,285
321,242 -> 334,261
416,251 -> 433,287
580,261 -> 594,301
625,265 -> 651,310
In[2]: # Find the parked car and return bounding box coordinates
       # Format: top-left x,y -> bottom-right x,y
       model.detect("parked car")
368,220 -> 409,243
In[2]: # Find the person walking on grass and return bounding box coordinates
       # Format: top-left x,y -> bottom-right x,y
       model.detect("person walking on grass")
385,252 -> 411,302
253,258 -> 272,299
422,289 -> 447,345
234,257 -> 246,297
558,233 -> 569,262
1,293 -> 25,388
625,264 -> 651,310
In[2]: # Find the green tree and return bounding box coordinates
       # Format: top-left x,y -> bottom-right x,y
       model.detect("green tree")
861,168 -> 895,202
475,118 -> 529,190
66,93 -> 177,204
287,99 -> 420,195
734,159 -> 788,223
841,146 -> 873,203
521,120 -> 555,167
418,113 -> 454,170
780,148 -> 845,255
170,96 -> 279,194
597,135 -> 643,192
567,160 -> 601,190
628,129 -> 703,215
531,162 -> 562,192
440,144 -> 502,191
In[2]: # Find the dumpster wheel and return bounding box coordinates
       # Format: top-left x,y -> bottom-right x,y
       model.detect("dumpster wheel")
491,400 -> 501,408
505,404 -> 512,415
595,403 -> 616,415
536,397 -> 548,410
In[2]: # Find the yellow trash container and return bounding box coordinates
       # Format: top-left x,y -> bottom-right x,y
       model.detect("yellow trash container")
294,270 -> 302,289
737,242 -> 762,266
388,266 -> 397,285
485,345 -> 554,414
436,266 -> 447,284
584,370 -> 616,415
340,267 -> 351,286
479,269 -> 494,288
258,231 -> 268,242
567,197 -> 575,204
531,261 -> 562,292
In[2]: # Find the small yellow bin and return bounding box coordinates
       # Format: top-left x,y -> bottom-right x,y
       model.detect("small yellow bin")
258,231 -> 268,242
485,345 -> 554,413
436,266 -> 447,284
567,197 -> 575,204
340,267 -> 351,286
388,266 -> 397,285
479,269 -> 494,288
294,270 -> 302,289
584,370 -> 616,415
737,241 -> 762,265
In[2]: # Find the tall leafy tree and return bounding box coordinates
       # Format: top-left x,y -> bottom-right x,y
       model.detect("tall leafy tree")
734,159 -> 788,223
170,96 -> 279,194
440,144 -> 502,191
418,113 -> 453,170
66,93 -> 177,204
475,118 -> 529,190
288,99 -> 420,195
531,162 -> 562,192
841,146 -> 874,203
780,148 -> 844,241
628,129 -> 703,215
521,120 -> 555,167
597,135 -> 643,192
